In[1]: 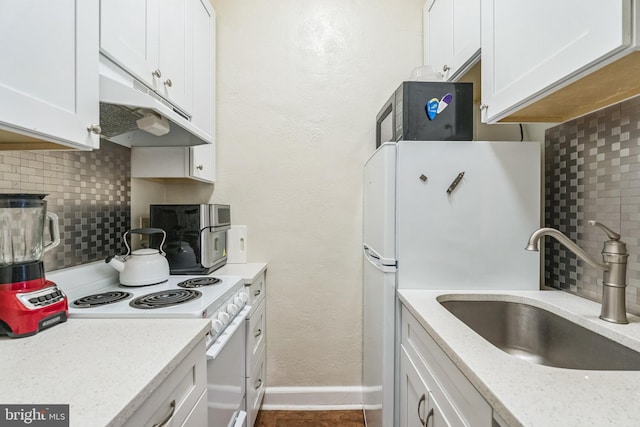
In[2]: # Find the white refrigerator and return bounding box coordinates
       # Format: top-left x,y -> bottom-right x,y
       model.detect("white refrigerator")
362,140 -> 541,427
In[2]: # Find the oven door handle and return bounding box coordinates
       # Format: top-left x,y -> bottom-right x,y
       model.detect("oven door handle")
206,305 -> 251,360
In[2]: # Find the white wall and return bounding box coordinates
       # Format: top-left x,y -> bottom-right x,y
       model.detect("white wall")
205,0 -> 425,389
131,0 -> 552,397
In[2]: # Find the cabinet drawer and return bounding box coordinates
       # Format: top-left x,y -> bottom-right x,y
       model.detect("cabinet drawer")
246,347 -> 266,427
246,298 -> 266,373
401,306 -> 491,427
180,389 -> 207,427
246,272 -> 265,309
123,338 -> 207,427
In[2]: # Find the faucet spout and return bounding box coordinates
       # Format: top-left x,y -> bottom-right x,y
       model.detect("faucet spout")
525,228 -> 609,271
525,222 -> 629,324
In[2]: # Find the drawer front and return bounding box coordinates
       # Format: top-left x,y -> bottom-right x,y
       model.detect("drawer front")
401,306 -> 492,427
246,347 -> 266,427
246,272 -> 265,309
246,298 -> 266,372
123,338 -> 207,427
180,389 -> 207,427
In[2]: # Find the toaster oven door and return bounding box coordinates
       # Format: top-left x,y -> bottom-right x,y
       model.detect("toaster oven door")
202,227 -> 228,271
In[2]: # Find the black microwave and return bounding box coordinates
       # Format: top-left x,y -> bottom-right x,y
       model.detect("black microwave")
376,81 -> 473,148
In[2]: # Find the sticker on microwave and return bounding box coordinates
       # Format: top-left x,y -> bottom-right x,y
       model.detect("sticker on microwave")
424,93 -> 453,121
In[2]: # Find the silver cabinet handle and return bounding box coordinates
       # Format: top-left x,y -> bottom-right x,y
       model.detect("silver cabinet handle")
254,328 -> 262,338
164,79 -> 173,87
479,103 -> 488,111
417,394 -> 426,425
196,164 -> 204,170
254,289 -> 261,297
443,64 -> 450,72
152,400 -> 175,427
87,124 -> 101,135
425,408 -> 434,427
255,378 -> 263,390
153,69 -> 162,78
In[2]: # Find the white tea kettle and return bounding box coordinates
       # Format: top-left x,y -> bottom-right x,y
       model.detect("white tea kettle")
106,228 -> 170,286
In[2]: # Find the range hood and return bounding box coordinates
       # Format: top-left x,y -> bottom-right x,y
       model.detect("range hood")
99,55 -> 210,147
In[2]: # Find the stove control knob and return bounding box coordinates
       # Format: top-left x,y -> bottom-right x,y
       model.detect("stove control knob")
217,311 -> 230,324
234,295 -> 246,307
227,303 -> 239,315
237,292 -> 249,303
212,319 -> 224,334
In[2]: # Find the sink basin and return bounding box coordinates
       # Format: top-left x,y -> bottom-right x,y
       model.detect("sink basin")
440,300 -> 640,370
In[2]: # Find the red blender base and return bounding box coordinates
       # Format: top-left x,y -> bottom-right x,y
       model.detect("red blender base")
0,277 -> 68,338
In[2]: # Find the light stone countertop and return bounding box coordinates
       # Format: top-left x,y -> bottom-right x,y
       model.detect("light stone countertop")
217,262 -> 267,283
0,318 -> 210,427
398,289 -> 640,427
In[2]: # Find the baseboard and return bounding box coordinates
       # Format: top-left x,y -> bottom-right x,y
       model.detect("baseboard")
261,386 -> 363,411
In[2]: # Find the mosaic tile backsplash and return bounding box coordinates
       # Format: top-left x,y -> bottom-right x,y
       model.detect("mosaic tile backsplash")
0,141 -> 130,272
545,95 -> 640,316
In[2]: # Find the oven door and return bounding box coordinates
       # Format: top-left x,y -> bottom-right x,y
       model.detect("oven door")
206,305 -> 251,427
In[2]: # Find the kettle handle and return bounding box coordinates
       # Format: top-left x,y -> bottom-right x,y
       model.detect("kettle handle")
123,228 -> 167,256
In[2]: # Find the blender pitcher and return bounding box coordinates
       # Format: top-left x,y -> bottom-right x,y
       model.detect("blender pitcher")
0,194 -> 60,266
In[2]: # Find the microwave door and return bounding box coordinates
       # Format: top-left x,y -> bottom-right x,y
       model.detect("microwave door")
376,95 -> 394,148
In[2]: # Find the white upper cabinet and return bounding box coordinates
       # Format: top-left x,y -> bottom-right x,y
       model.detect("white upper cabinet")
131,144 -> 215,183
0,0 -> 100,149
100,0 -> 193,114
423,0 -> 480,81
158,0 -> 193,112
191,0 -> 216,142
481,0 -> 634,123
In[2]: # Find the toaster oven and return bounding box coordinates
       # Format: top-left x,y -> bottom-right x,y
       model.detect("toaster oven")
149,204 -> 231,274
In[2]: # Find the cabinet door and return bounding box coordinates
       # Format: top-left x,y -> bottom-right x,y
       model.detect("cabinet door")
399,348 -> 451,427
158,0 -> 193,112
481,0 -> 631,123
0,0 -> 99,149
424,0 -> 480,81
190,144 -> 215,183
191,0 -> 215,142
100,0 -> 159,88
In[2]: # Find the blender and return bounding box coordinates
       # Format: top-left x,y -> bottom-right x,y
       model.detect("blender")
0,194 -> 67,337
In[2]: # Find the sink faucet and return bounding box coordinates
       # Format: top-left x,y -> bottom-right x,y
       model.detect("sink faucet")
525,220 -> 629,324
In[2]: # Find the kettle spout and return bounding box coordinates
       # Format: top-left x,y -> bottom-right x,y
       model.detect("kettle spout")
105,255 -> 126,272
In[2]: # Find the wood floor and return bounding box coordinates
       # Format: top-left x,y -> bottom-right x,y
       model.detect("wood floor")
254,410 -> 365,427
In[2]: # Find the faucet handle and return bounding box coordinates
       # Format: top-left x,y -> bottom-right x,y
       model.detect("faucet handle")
588,220 -> 621,241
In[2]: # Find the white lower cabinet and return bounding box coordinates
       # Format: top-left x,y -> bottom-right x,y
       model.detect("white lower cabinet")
245,272 -> 266,427
247,346 -> 266,426
181,390 -> 207,427
123,338 -> 207,427
400,305 -> 492,427
400,348 -> 451,427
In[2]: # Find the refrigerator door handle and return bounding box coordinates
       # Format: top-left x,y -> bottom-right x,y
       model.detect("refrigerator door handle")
363,245 -> 397,272
363,245 -> 380,260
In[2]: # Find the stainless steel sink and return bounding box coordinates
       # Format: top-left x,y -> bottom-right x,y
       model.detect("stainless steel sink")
440,300 -> 640,370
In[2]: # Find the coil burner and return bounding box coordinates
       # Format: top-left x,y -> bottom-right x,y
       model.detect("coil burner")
177,277 -> 222,288
129,289 -> 202,309
73,291 -> 133,308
